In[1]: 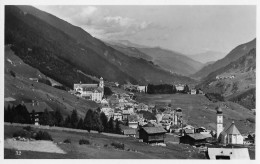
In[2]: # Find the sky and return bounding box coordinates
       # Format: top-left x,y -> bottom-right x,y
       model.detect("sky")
35,5 -> 256,55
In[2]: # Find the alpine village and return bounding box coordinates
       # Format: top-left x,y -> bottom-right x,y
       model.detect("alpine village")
4,5 -> 256,159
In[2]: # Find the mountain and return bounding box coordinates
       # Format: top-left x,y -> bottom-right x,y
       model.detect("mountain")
188,51 -> 226,64
5,5 -> 195,88
105,41 -> 153,61
137,47 -> 204,76
5,45 -> 98,117
107,40 -> 150,49
192,38 -> 256,79
197,48 -> 256,109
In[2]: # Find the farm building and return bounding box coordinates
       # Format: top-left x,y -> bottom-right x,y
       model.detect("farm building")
122,128 -> 137,137
139,127 -> 167,143
23,101 -> 54,125
180,133 -> 212,146
207,147 -> 250,160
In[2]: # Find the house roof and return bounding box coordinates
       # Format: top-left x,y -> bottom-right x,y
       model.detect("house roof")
4,97 -> 16,102
23,102 -> 54,113
123,128 -> 136,135
142,127 -> 167,134
221,122 -> 241,135
207,148 -> 250,159
187,133 -> 211,140
184,129 -> 194,134
74,84 -> 99,89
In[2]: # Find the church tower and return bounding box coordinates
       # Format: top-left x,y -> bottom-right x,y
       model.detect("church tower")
99,77 -> 104,88
216,106 -> 223,139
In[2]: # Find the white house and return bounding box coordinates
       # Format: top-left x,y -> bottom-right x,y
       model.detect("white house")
190,89 -> 196,95
137,86 -> 147,93
175,84 -> 185,92
73,77 -> 104,102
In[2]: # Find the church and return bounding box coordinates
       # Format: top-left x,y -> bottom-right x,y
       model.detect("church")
73,77 -> 104,102
216,106 -> 244,145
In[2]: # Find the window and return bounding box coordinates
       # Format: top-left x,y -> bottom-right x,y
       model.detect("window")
216,155 -> 230,160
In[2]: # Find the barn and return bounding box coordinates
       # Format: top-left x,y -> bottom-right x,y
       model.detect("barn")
139,127 -> 167,143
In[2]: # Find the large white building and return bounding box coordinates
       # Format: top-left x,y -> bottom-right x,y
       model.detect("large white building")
216,107 -> 244,145
74,77 -> 104,102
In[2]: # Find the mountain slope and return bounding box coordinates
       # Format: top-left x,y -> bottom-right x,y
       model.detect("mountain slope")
188,51 -> 226,64
5,5 -> 195,87
138,47 -> 204,76
5,46 -> 98,117
105,42 -> 152,61
193,38 -> 256,79
197,48 -> 256,109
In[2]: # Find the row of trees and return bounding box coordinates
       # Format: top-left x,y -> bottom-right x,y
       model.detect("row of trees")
147,84 -> 190,94
5,105 -> 121,134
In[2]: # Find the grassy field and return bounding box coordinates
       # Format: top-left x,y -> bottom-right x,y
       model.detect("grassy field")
4,124 -> 206,159
136,93 -> 255,134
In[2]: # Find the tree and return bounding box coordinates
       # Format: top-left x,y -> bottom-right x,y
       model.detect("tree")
115,119 -> 121,134
104,86 -> 113,96
107,117 -> 114,133
84,110 -> 93,132
54,109 -> 63,126
183,85 -> 189,93
77,118 -> 84,129
64,115 -> 71,128
92,111 -> 103,133
13,104 -> 31,124
100,112 -> 108,132
39,109 -> 55,126
70,109 -> 79,128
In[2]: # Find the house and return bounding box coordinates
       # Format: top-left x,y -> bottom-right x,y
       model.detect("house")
137,86 -> 147,93
190,89 -> 196,95
136,103 -> 148,111
73,77 -> 104,102
101,107 -> 114,119
29,78 -> 39,82
180,133 -> 212,146
122,110 -> 131,121
101,99 -> 109,106
139,127 -> 167,143
207,148 -> 250,160
175,84 -> 184,92
128,115 -> 139,129
23,101 -> 54,125
122,128 -> 137,137
113,113 -> 122,121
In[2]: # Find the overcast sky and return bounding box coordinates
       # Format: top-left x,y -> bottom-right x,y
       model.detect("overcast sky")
35,5 -> 256,55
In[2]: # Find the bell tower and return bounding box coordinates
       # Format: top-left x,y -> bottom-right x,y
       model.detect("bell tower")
99,77 -> 104,88
216,106 -> 223,139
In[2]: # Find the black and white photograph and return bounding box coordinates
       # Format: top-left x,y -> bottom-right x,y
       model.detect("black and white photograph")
1,0 -> 258,160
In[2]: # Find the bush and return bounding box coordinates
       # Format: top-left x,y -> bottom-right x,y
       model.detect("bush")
63,139 -> 71,144
79,139 -> 90,145
10,70 -> 16,77
13,130 -> 31,138
247,117 -> 255,123
35,131 -> 53,141
111,142 -> 125,150
23,126 -> 32,132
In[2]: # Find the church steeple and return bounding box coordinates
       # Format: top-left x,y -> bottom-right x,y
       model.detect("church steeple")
216,106 -> 223,139
99,77 -> 104,88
